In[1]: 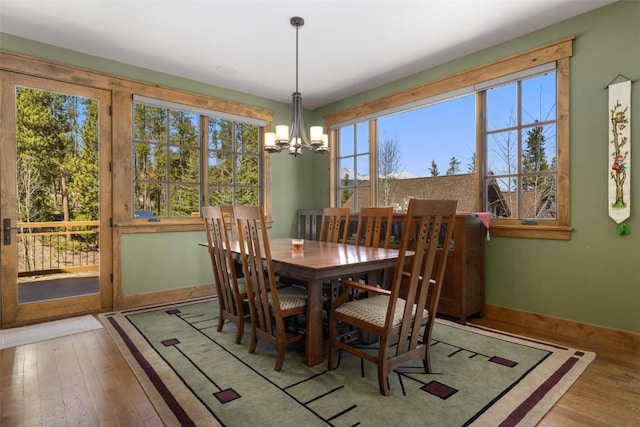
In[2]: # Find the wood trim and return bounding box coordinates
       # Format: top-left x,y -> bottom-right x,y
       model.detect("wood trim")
116,284 -> 215,310
0,51 -> 274,122
484,304 -> 640,353
0,71 -> 19,324
556,56 -> 571,226
488,224 -> 573,240
325,37 -> 574,126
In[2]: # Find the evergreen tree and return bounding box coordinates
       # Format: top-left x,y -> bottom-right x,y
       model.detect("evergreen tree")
168,110 -> 199,216
16,88 -> 78,222
67,97 -> 99,220
521,124 -> 555,217
521,124 -> 550,190
133,103 -> 166,214
429,160 -> 439,176
446,156 -> 461,175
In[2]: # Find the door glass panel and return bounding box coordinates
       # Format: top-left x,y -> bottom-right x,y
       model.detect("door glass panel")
15,86 -> 100,303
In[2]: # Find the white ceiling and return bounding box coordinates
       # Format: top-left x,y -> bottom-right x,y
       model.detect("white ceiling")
0,0 -> 616,109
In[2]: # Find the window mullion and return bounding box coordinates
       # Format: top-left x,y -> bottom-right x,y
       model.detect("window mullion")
201,116 -> 208,206
369,119 -> 378,208
165,110 -> 171,216
516,81 -> 523,219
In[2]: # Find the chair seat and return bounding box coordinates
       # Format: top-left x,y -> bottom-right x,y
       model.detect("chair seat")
269,284 -> 307,310
335,295 -> 428,328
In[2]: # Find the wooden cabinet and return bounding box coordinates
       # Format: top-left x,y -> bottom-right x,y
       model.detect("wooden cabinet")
434,214 -> 486,324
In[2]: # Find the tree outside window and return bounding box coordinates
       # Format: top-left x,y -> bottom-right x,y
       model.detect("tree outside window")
484,72 -> 557,220
132,101 -> 261,218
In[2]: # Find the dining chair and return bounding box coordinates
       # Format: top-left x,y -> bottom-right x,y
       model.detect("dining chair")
280,208 -> 351,295
297,209 -> 323,240
351,206 -> 395,288
354,206 -> 394,249
219,205 -> 239,241
233,205 -> 308,371
202,206 -> 248,344
316,207 -> 352,305
327,198 -> 458,395
318,207 -> 351,244
218,204 -> 245,279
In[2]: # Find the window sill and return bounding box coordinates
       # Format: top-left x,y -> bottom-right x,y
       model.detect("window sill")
489,224 -> 573,240
113,217 -> 274,233
114,219 -> 205,233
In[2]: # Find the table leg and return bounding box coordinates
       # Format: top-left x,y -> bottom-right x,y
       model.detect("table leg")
305,278 -> 324,366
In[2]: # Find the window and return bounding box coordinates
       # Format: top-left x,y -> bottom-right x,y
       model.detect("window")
327,38 -> 572,239
337,121 -> 370,210
132,96 -> 265,218
377,93 -> 476,211
483,71 -> 557,220
207,118 -> 261,206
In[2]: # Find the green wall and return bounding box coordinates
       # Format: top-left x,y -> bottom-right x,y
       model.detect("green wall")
2,1 -> 638,332
121,232 -> 212,295
314,0 -> 640,333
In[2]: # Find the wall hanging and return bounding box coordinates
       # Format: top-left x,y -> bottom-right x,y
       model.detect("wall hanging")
607,77 -> 633,235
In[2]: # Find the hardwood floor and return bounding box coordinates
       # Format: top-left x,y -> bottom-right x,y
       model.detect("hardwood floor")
1,327 -> 162,426
473,317 -> 640,426
1,316 -> 638,426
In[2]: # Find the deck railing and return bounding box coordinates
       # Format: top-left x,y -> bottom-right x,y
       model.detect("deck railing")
17,220 -> 100,277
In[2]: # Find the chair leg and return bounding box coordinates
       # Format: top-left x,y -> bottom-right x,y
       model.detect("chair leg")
424,345 -> 432,374
274,340 -> 286,371
234,318 -> 244,345
216,311 -> 225,333
327,314 -> 337,369
274,320 -> 287,371
378,362 -> 390,396
248,329 -> 258,354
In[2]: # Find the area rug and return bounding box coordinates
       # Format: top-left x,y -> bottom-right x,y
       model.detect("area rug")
0,314 -> 102,349
99,298 -> 594,427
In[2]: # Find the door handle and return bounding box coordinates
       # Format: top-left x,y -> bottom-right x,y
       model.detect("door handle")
3,218 -> 16,245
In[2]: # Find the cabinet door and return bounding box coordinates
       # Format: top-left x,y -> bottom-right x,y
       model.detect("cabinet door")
436,215 -> 485,323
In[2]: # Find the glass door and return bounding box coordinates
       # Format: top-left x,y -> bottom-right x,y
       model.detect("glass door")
1,71 -> 112,326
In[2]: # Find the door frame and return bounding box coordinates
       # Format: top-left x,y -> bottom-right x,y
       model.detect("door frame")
0,70 -> 112,327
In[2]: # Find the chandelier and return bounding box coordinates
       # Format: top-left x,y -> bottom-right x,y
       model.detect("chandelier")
264,17 -> 328,156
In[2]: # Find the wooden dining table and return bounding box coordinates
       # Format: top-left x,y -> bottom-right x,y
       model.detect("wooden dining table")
225,237 -> 407,367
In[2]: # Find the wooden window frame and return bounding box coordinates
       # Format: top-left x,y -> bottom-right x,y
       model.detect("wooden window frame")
131,98 -> 265,220
326,37 -> 573,240
0,51 -> 275,231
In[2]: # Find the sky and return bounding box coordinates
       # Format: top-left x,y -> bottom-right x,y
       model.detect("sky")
378,93 -> 476,177
340,70 -> 556,179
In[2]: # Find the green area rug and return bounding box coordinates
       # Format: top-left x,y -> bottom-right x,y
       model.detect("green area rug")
99,298 -> 594,426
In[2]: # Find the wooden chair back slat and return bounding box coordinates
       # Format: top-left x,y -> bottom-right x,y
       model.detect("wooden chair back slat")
354,206 -> 394,249
219,205 -> 239,241
319,207 -> 350,244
